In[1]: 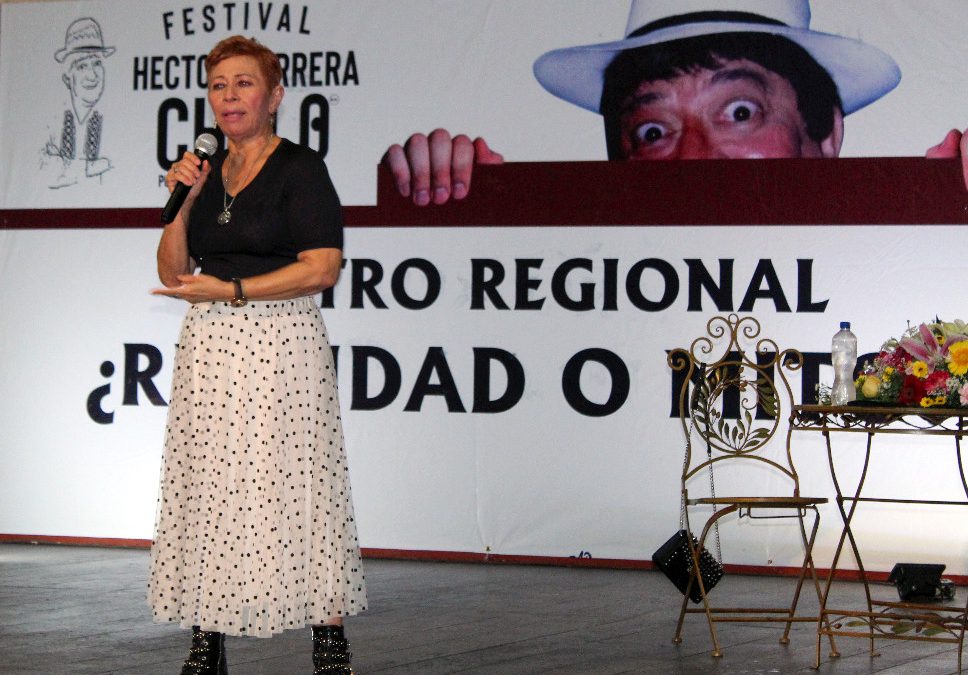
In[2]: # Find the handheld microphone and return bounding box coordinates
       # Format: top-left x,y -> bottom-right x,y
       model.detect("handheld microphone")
161,133 -> 219,224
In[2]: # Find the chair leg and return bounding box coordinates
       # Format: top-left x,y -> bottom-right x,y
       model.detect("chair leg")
694,514 -> 734,657
780,509 -> 813,645
672,581 -> 690,645
674,564 -> 723,656
798,506 -> 840,658
676,504 -> 836,659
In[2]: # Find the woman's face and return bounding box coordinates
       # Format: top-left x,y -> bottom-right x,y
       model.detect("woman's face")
207,54 -> 282,141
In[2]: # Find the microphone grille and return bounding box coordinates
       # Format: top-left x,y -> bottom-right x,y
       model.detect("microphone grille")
195,133 -> 219,157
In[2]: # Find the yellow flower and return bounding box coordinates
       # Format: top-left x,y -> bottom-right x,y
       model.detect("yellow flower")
911,361 -> 929,378
947,341 -> 968,376
884,366 -> 895,376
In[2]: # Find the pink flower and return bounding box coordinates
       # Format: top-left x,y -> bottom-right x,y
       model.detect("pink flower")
924,370 -> 950,395
960,383 -> 968,406
899,324 -> 946,371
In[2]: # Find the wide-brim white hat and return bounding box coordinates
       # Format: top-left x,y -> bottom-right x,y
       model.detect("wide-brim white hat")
533,0 -> 900,116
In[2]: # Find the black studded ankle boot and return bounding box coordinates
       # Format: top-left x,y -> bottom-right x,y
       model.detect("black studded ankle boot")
311,624 -> 353,674
180,626 -> 227,675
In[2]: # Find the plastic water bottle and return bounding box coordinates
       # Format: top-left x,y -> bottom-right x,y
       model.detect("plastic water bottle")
831,322 -> 858,405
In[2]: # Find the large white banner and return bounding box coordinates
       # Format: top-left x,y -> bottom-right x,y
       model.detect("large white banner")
3,0 -> 968,576
2,0 -> 968,207
3,213 -> 968,574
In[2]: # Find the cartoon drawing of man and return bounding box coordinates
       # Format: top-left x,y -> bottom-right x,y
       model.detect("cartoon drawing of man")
42,17 -> 114,188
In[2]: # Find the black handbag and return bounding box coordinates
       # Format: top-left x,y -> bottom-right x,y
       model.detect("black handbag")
656,364 -> 725,603
652,529 -> 725,603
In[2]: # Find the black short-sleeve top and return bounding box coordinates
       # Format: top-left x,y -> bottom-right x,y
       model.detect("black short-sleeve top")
188,138 -> 343,280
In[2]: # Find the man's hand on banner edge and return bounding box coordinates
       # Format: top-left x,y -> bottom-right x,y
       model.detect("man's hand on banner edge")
925,128 -> 968,191
382,126 -> 968,205
382,130 -> 504,206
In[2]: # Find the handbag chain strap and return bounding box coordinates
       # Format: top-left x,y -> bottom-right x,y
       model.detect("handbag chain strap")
705,433 -> 722,563
679,365 -> 722,563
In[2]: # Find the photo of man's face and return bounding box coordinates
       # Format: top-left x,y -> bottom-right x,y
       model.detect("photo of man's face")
64,54 -> 105,111
613,59 -> 830,161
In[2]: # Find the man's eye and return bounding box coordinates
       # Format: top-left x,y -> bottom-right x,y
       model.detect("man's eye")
634,123 -> 667,145
724,100 -> 760,122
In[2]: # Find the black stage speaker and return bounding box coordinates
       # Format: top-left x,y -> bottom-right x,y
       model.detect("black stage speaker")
887,563 -> 946,601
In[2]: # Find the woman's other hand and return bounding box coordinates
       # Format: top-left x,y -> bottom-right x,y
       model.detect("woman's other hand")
152,273 -> 231,303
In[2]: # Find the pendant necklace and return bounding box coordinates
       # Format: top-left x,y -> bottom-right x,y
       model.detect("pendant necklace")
218,135 -> 274,225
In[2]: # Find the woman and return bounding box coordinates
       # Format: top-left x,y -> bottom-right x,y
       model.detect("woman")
148,35 -> 366,675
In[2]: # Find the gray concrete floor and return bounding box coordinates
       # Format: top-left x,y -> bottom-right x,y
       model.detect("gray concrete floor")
0,543 -> 963,674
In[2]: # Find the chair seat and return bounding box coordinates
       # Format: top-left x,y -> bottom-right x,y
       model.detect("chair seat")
690,496 -> 828,508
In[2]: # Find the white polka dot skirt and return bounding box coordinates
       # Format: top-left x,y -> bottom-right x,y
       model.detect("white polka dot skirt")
148,297 -> 367,637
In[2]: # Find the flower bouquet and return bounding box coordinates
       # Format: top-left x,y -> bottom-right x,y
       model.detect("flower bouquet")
855,319 -> 968,408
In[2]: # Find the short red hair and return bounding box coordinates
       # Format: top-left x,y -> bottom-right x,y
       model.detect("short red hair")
205,35 -> 282,90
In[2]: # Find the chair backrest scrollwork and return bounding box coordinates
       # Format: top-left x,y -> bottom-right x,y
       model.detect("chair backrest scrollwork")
668,314 -> 805,497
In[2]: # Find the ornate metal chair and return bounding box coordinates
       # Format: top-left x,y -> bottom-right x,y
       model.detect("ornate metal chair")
666,314 -> 833,657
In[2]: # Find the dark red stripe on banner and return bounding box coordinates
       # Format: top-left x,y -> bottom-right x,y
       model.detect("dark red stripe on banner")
2,534 -> 964,584
2,157 -> 966,229
367,157 -> 968,227
1,208 -> 160,229
0,534 -> 153,548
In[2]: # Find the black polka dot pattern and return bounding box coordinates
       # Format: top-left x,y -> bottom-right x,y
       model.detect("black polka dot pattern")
147,297 -> 367,637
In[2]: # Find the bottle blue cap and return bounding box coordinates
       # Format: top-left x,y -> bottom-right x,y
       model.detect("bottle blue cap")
840,321 -> 850,329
